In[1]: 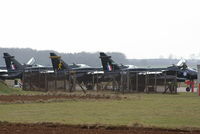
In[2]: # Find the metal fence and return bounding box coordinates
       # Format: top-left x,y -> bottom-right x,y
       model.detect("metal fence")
105,71 -> 178,93
22,71 -> 178,94
22,72 -> 76,92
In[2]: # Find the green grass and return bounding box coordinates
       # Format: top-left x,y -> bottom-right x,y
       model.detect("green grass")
0,82 -> 45,95
0,81 -> 22,94
0,93 -> 200,129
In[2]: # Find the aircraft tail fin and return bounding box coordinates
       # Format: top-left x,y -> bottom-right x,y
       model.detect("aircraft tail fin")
99,52 -> 121,72
3,53 -> 24,72
49,53 -> 69,71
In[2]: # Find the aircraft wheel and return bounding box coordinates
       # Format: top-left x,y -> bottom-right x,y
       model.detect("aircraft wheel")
186,87 -> 190,92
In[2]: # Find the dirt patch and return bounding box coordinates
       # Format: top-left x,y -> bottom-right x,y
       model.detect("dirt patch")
0,122 -> 199,134
0,94 -> 122,103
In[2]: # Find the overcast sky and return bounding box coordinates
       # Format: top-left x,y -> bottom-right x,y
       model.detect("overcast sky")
0,0 -> 200,59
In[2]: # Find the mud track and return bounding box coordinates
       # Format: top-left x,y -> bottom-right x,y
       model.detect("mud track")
0,122 -> 199,134
0,94 -> 122,103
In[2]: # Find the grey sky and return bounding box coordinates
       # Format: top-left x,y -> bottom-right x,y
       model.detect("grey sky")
0,0 -> 200,59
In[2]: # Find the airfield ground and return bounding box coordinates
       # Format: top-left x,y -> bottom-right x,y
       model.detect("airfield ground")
1,122 -> 200,134
0,83 -> 200,134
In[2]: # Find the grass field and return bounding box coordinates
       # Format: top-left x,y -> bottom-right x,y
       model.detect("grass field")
0,91 -> 200,129
0,81 -> 45,95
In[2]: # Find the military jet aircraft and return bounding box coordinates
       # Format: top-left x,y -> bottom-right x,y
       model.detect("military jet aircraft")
49,53 -> 103,90
99,52 -> 165,74
99,52 -> 197,81
0,53 -> 52,80
165,59 -> 197,80
99,52 -> 199,92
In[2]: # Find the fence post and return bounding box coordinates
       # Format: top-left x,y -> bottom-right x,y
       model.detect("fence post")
136,72 -> 138,92
127,70 -> 130,92
145,72 -> 149,93
164,72 -> 167,92
120,71 -> 124,94
72,72 -> 76,91
68,71 -> 72,92
55,72 -> 57,90
30,71 -> 32,90
92,74 -> 95,90
154,73 -> 157,92
45,73 -> 48,91
175,71 -> 177,94
96,74 -> 99,92
64,71 -> 67,91
38,72 -> 40,91
22,72 -> 25,90
197,65 -> 200,96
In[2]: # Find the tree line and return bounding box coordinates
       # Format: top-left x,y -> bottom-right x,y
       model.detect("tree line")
0,47 -> 199,68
